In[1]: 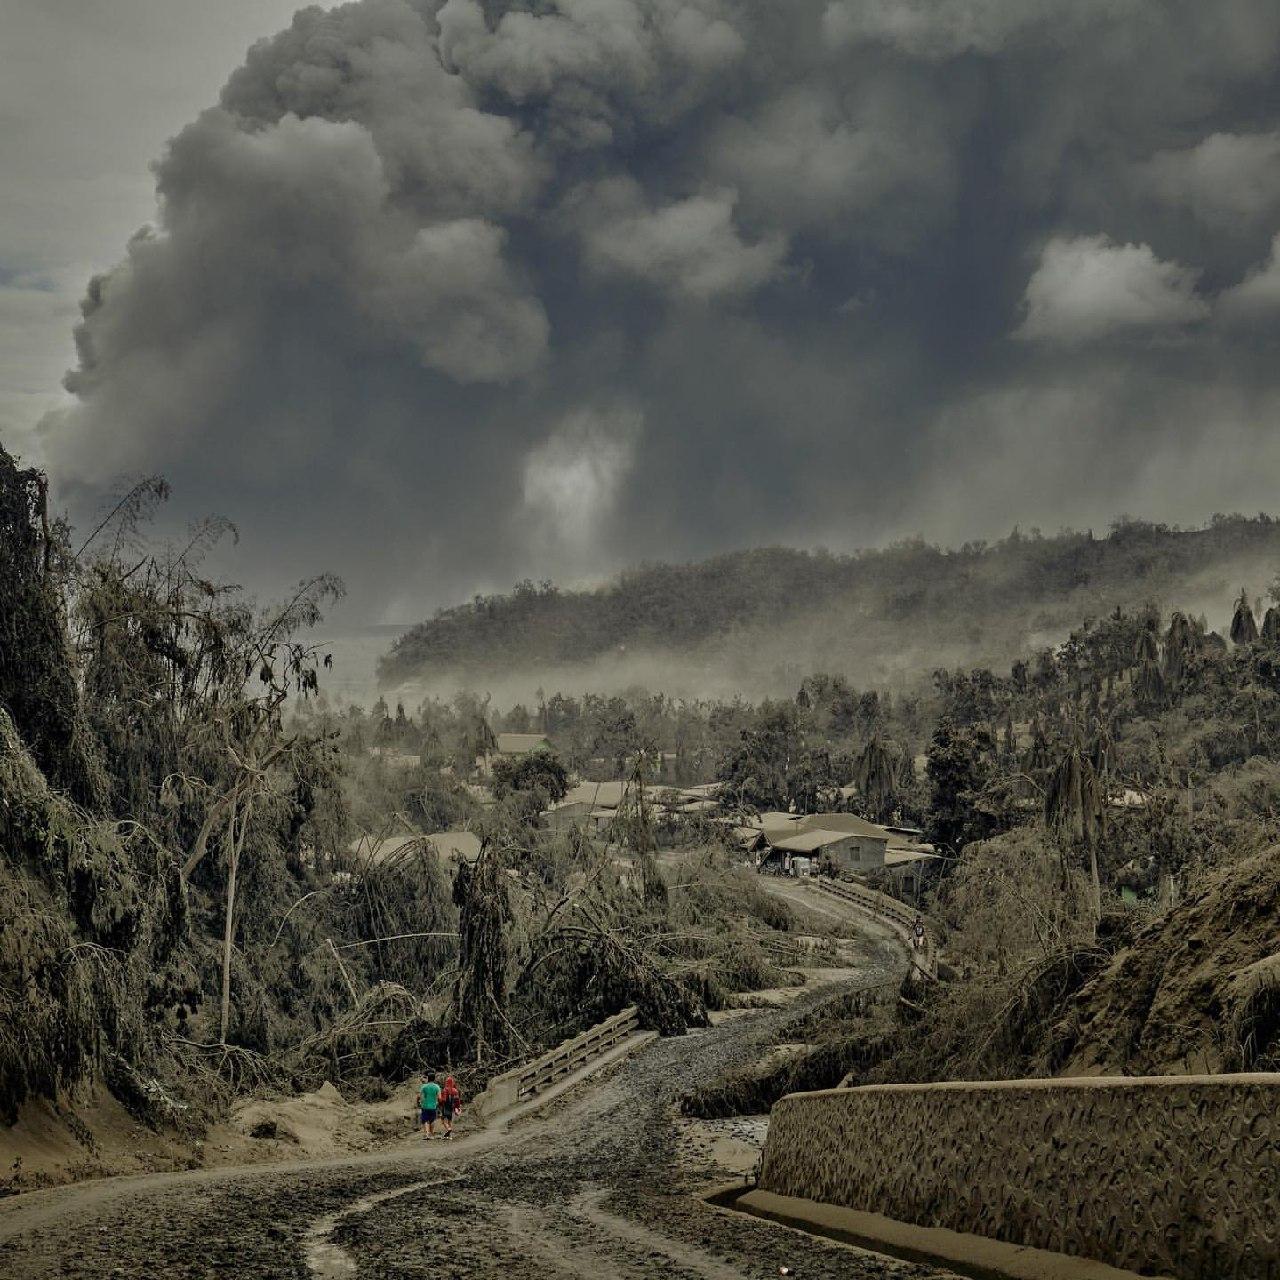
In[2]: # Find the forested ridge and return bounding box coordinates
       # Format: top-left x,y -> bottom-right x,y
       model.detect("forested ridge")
381,516 -> 1280,690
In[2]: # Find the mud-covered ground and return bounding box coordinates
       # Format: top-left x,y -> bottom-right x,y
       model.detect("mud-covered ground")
0,905 -> 953,1279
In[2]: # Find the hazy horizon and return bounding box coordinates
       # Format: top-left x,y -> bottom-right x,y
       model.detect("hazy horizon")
298,517 -> 1280,710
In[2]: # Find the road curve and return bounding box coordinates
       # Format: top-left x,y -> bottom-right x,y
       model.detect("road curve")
0,924 -> 947,1280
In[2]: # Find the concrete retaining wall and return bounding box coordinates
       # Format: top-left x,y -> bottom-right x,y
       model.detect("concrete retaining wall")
758,1073 -> 1280,1280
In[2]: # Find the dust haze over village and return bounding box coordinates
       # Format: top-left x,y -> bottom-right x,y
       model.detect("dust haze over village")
2,3 -> 1280,1279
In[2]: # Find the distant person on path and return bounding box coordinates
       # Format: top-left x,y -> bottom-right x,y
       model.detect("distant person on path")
440,1075 -> 462,1139
912,916 -> 926,954
420,1072 -> 442,1138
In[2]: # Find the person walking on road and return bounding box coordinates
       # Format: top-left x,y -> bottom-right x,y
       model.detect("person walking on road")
419,1072 -> 442,1138
439,1075 -> 462,1139
911,916 -> 926,954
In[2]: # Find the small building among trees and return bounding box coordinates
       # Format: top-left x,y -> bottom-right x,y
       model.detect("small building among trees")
495,732 -> 552,757
476,731 -> 553,775
760,812 -> 892,876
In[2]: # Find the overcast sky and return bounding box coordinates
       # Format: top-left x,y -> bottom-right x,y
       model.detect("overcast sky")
5,0 -> 1280,623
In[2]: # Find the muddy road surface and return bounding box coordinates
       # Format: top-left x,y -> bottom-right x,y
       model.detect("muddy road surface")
0,918 -> 952,1280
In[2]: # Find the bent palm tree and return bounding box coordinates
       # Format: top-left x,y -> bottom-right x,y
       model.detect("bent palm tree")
1044,741 -> 1105,924
1231,589 -> 1259,646
1262,607 -> 1280,646
1163,611 -> 1198,687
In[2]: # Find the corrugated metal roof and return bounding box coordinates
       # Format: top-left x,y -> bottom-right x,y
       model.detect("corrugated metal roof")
348,831 -> 481,862
347,834 -> 420,861
795,813 -> 892,840
772,829 -> 858,853
425,831 -> 482,860
884,848 -> 939,867
558,780 -> 628,809
496,733 -> 551,754
757,811 -> 804,834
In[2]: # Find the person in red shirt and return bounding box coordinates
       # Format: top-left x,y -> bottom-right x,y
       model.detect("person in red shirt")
439,1075 -> 462,1139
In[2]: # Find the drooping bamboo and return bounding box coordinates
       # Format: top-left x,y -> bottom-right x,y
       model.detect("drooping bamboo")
1135,657 -> 1165,707
451,840 -> 514,1060
1135,619 -> 1160,665
1163,610 -> 1197,687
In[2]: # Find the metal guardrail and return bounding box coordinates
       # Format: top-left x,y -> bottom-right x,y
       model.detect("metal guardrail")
814,879 -> 938,978
482,1006 -> 641,1113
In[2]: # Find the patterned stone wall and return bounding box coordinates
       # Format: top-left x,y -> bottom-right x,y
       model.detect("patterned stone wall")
758,1074 -> 1280,1280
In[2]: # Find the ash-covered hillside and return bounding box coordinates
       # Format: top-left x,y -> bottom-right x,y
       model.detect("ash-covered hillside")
380,517 -> 1280,698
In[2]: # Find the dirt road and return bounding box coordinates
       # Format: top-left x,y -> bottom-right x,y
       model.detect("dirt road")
0,909 -> 949,1280
753,875 -> 856,926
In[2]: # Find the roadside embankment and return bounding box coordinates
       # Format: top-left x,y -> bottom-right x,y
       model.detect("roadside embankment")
757,1072 -> 1280,1280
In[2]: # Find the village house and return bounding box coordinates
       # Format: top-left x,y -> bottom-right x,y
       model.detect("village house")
476,731 -> 554,775
495,732 -> 552,757
365,746 -> 422,769
347,829 -> 481,865
776,816 -> 890,875
543,779 -> 721,836
756,812 -> 897,876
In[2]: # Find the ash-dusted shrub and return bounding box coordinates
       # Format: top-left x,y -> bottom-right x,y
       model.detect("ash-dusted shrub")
0,447 -> 104,808
0,710 -> 188,1121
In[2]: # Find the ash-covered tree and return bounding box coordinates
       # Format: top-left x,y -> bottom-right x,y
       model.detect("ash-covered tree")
1,456 -> 354,1083
450,840 -> 515,1061
717,703 -> 839,813
1163,610 -> 1201,689
924,717 -> 1000,853
1231,589 -> 1259,646
0,445 -> 104,806
469,712 -> 498,771
1044,739 -> 1106,920
490,748 -> 568,806
71,501 -> 345,1044
933,667 -> 1003,730
852,735 -> 902,822
610,755 -> 666,907
1262,606 -> 1280,646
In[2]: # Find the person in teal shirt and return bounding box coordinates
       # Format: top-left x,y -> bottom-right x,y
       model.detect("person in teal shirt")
419,1073 -> 442,1137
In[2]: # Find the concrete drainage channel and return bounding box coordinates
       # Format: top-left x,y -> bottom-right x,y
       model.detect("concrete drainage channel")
702,1183 -> 1155,1280
303,1173 -> 464,1278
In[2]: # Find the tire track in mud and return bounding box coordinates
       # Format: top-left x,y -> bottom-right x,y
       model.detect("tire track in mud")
566,1187 -> 747,1279
324,968 -> 950,1280
303,1173 -> 465,1278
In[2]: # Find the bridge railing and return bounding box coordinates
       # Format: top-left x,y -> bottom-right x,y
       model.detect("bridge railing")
813,878 -> 938,978
478,1006 -> 641,1116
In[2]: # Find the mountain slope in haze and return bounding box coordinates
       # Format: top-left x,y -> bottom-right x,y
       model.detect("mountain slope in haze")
379,516 -> 1280,699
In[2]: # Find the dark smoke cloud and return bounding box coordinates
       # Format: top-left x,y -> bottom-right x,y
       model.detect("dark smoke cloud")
39,0 -> 1280,619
